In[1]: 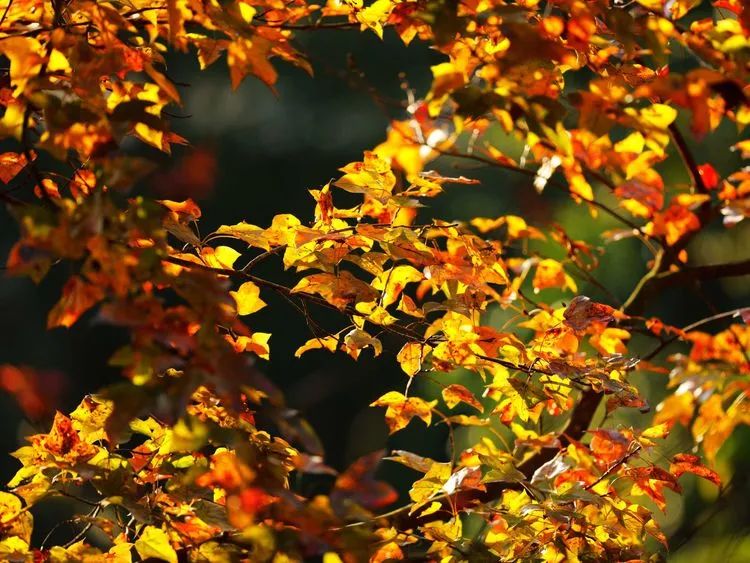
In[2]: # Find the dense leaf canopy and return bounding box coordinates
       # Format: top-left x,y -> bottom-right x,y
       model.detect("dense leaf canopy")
0,0 -> 749,561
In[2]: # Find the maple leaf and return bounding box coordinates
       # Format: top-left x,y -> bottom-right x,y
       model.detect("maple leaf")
335,152 -> 396,201
47,277 -> 104,329
670,453 -> 721,487
227,37 -> 278,90
396,341 -> 431,376
627,466 -> 682,511
292,271 -> 378,310
31,412 -> 97,461
442,384 -> 483,412
532,259 -> 577,293
563,296 -> 615,332
0,152 -> 34,184
370,391 -> 437,433
409,462 -> 451,509
295,336 -> 339,357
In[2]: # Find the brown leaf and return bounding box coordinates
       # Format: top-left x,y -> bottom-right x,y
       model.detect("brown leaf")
563,295 -> 615,332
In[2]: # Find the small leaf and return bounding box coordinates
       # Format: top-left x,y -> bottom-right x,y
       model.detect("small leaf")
442,384 -> 483,412
135,526 -> 177,563
409,462 -> 451,508
396,342 -> 430,377
231,281 -> 266,316
563,296 -> 615,332
385,450 -> 435,473
201,246 -> 240,269
294,336 -> 338,357
371,391 -> 437,433
670,453 -> 721,487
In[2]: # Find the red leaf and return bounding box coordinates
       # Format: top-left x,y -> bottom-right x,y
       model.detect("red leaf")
0,365 -> 65,419
697,163 -> 719,190
670,453 -> 721,487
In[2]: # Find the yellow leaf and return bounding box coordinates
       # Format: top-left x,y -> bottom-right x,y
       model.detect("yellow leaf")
227,37 -> 278,90
373,265 -> 423,307
639,103 -> 678,129
135,526 -> 178,563
397,342 -> 431,377
590,328 -> 631,355
335,151 -> 395,200
442,384 -> 483,412
614,131 -> 645,153
636,0 -> 664,10
409,462 -> 451,507
228,332 -> 271,359
231,281 -> 266,316
215,222 -> 271,250
641,422 -> 671,440
371,391 -> 437,433
506,215 -> 545,239
294,336 -> 339,357
107,543 -> 133,562
0,491 -> 34,542
202,246 -> 241,269
237,1 -> 257,23
654,392 -> 694,427
355,0 -> 393,39
0,37 -> 43,95
343,328 -> 382,359
569,171 -> 594,201
291,271 -> 377,310
70,396 -> 113,443
470,216 -> 505,233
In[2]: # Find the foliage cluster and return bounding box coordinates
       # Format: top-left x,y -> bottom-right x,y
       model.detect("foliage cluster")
0,0 -> 749,561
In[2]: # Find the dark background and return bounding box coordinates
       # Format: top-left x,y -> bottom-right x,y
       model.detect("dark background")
1,27 -> 750,559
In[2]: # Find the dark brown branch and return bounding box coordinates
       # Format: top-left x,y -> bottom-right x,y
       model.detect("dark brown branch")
668,122 -> 709,194
654,258 -> 750,285
622,255 -> 750,315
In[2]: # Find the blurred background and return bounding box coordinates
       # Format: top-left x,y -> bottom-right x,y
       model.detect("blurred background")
1,26 -> 749,559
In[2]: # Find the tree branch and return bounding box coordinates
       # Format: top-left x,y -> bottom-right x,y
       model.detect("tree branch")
668,122 -> 709,194
654,258 -> 750,285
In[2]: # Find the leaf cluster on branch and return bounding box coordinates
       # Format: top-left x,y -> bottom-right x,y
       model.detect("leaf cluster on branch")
0,0 -> 749,561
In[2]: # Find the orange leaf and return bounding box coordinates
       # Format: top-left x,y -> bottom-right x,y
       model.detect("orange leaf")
670,453 -> 721,486
0,151 -> 33,184
441,384 -> 483,412
47,276 -> 104,329
532,259 -> 577,293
